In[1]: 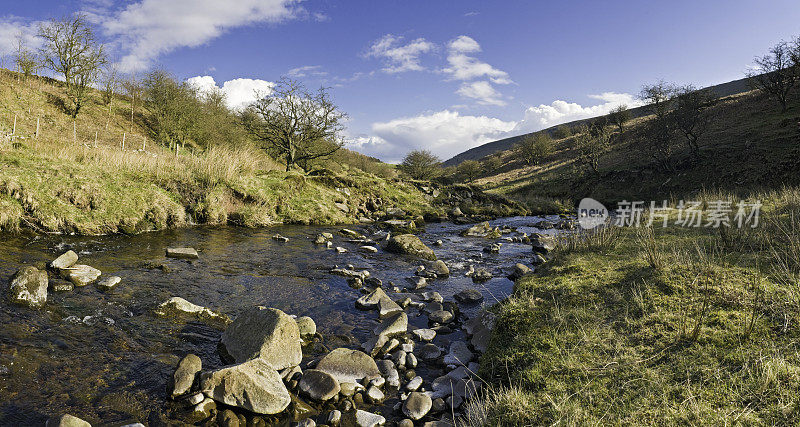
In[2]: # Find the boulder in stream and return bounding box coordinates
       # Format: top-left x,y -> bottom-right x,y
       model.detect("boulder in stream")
60,265 -> 101,287
200,358 -> 291,414
220,306 -> 301,370
50,250 -> 78,270
315,348 -> 380,384
385,234 -> 436,261
172,354 -> 202,398
8,266 -> 48,308
298,369 -> 341,401
155,297 -> 231,328
45,414 -> 91,427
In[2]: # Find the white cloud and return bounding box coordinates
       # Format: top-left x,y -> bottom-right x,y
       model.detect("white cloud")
287,65 -> 327,78
100,0 -> 301,72
187,75 -> 274,110
366,110 -> 517,161
0,19 -> 42,57
514,92 -> 642,133
456,81 -> 506,106
442,35 -> 512,84
365,34 -> 435,74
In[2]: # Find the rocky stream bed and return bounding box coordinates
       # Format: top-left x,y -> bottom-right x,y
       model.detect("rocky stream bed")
0,216 -> 573,426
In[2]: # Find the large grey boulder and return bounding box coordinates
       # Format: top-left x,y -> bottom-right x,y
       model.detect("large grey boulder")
355,288 -> 389,310
531,234 -> 556,254
443,341 -> 474,365
296,316 -> 317,338
8,266 -> 48,308
200,358 -> 291,414
315,348 -> 380,384
403,391 -> 432,421
221,306 -> 301,369
454,289 -> 483,304
385,234 -> 436,260
50,250 -> 78,270
298,369 -> 341,401
172,354 -> 202,398
60,265 -> 101,287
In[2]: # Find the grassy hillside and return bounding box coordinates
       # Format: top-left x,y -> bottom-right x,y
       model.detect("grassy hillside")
472,188 -> 800,425
0,69 -> 439,234
443,75 -> 755,167
474,89 -> 800,212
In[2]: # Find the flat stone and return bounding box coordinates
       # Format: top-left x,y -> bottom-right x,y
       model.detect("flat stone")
385,234 -> 436,261
405,376 -> 423,391
166,247 -> 199,259
374,312 -> 408,337
50,250 -> 78,270
200,358 -> 291,415
377,297 -> 403,318
418,343 -> 441,361
299,369 -> 341,401
366,385 -> 385,403
60,264 -> 101,286
221,306 -> 301,369
96,276 -> 121,291
360,246 -> 378,253
355,409 -> 386,427
8,266 -> 48,308
172,353 -> 202,398
508,263 -> 533,280
327,410 -> 342,426
422,291 -> 443,303
454,289 -> 483,304
429,260 -> 450,277
315,348 -> 381,384
356,288 -> 389,310
412,328 -> 436,342
428,310 -> 453,325
50,280 -> 74,292
443,341 -> 474,365
272,234 -> 289,242
406,276 -> 427,290
46,414 -> 91,427
403,391 -> 432,421
155,297 -> 231,328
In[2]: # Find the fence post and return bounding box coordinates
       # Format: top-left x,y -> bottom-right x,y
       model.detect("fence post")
94,131 -> 98,148
122,132 -> 126,151
12,114 -> 16,136
35,117 -> 39,139
73,121 -> 76,144
142,136 -> 146,151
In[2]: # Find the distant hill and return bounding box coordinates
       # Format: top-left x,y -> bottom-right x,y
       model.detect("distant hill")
443,76 -> 753,166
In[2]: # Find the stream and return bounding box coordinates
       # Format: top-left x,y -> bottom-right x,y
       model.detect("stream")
0,216 -> 560,425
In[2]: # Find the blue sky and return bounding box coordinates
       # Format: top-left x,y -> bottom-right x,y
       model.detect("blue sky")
2,0 -> 799,162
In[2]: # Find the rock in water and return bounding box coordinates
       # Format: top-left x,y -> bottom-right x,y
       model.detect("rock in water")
166,247 -> 199,259
221,306 -> 301,369
443,341 -> 474,365
508,263 -> 533,280
430,260 -> 450,277
172,354 -> 202,398
46,414 -> 91,427
374,312 -> 408,337
354,409 -> 385,427
355,288 -> 389,310
155,297 -> 231,328
96,276 -> 121,291
60,265 -> 101,286
412,328 -> 436,342
403,392 -> 432,420
315,348 -> 380,384
385,234 -> 436,260
8,266 -> 48,308
50,250 -> 78,270
454,289 -> 483,304
296,316 -> 317,338
428,310 -> 453,325
201,358 -> 290,414
298,369 -> 341,401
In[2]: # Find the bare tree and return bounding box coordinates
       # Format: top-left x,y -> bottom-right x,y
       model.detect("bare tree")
639,81 -> 679,171
100,64 -> 118,106
747,40 -> 799,113
516,133 -> 553,165
244,78 -> 347,172
143,70 -> 202,150
398,150 -> 441,180
640,81 -> 677,120
121,75 -> 144,132
573,123 -> 610,174
608,104 -> 631,134
14,34 -> 40,82
457,160 -> 482,183
38,14 -> 106,117
672,85 -> 716,158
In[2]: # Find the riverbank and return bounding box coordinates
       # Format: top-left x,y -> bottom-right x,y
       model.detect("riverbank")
0,138 -> 529,235
476,187 -> 800,425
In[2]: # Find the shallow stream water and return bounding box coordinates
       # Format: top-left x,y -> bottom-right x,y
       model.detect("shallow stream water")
0,216 -> 559,425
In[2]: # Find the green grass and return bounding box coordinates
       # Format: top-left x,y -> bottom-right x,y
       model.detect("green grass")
477,188 -> 800,425
0,69 -> 452,234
